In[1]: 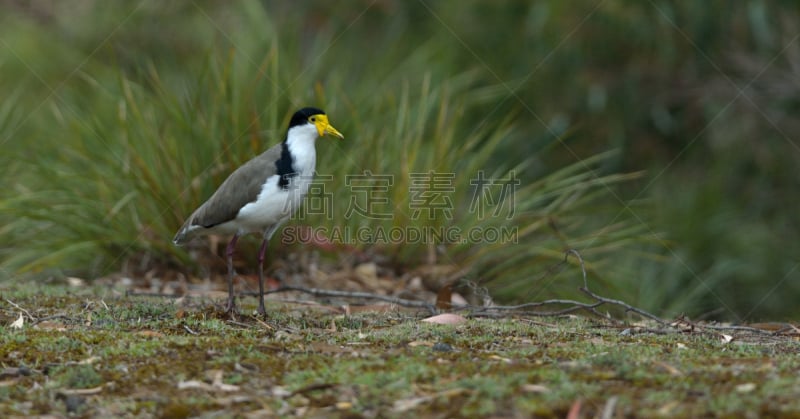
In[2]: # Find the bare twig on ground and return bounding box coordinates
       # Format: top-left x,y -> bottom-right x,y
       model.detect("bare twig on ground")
5,298 -> 36,322
182,324 -> 199,335
125,290 -> 182,298
226,320 -> 255,329
672,315 -> 776,336
125,249 -> 785,338
467,249 -> 665,325
262,286 -> 439,313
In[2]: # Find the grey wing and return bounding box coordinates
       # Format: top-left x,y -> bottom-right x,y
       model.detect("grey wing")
189,145 -> 282,229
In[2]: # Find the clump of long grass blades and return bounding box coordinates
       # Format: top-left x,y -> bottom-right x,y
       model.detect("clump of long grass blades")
0,3 -> 649,308
306,69 -> 648,302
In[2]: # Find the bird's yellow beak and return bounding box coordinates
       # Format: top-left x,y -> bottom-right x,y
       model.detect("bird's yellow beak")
313,114 -> 344,139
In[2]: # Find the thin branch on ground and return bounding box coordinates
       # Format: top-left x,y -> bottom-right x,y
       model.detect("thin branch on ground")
466,249 -> 665,325
578,287 -> 667,325
226,320 -> 256,329
462,299 -> 612,320
182,324 -> 199,335
5,298 -> 36,322
260,286 -> 438,313
125,249 -> 787,338
126,290 -> 183,298
672,315 -> 777,336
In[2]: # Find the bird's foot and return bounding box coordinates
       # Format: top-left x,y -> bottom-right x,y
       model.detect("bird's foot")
224,299 -> 237,317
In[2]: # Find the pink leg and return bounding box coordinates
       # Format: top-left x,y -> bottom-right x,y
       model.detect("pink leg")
225,234 -> 240,313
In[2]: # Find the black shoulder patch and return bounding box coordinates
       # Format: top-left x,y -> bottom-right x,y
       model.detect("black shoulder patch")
275,141 -> 296,189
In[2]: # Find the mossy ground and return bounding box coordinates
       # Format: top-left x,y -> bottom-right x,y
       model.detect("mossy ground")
0,282 -> 798,418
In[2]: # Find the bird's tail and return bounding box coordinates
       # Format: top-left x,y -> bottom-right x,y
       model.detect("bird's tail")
172,221 -> 193,246
173,230 -> 187,246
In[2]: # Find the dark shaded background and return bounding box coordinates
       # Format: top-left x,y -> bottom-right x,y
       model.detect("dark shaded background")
1,0 -> 798,320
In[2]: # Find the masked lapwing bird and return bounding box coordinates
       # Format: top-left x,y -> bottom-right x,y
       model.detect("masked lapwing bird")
173,107 -> 344,315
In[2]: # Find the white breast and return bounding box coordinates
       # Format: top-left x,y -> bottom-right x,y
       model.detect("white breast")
234,124 -> 318,235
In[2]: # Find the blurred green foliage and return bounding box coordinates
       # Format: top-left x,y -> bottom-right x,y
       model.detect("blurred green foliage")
1,0 -> 798,320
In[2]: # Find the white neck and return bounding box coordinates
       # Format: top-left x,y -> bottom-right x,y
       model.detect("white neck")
285,123 -> 318,175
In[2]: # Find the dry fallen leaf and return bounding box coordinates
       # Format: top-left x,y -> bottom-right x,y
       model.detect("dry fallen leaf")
215,382 -> 240,392
657,401 -> 680,416
421,313 -> 466,325
566,399 -> 582,419
521,384 -> 550,393
488,354 -> 513,364
66,277 -> 86,287
392,388 -> 467,413
601,396 -> 619,419
654,361 -> 683,376
178,380 -> 213,391
393,396 -> 431,412
243,408 -> 275,419
271,386 -> 291,398
435,283 -> 454,309
178,379 -> 240,392
10,313 -> 24,329
736,383 -> 756,393
451,292 -> 468,306
208,369 -> 223,384
58,385 -> 104,396
179,370 -> 241,392
210,370 -> 240,392
214,395 -> 252,407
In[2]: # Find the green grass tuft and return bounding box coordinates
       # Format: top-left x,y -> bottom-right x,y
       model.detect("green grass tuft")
0,2 -> 647,309
2,1 -> 799,318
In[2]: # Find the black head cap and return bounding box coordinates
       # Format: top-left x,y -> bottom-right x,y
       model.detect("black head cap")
289,107 -> 325,129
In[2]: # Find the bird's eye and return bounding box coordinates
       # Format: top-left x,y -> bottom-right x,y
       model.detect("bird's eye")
310,117 -> 317,123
